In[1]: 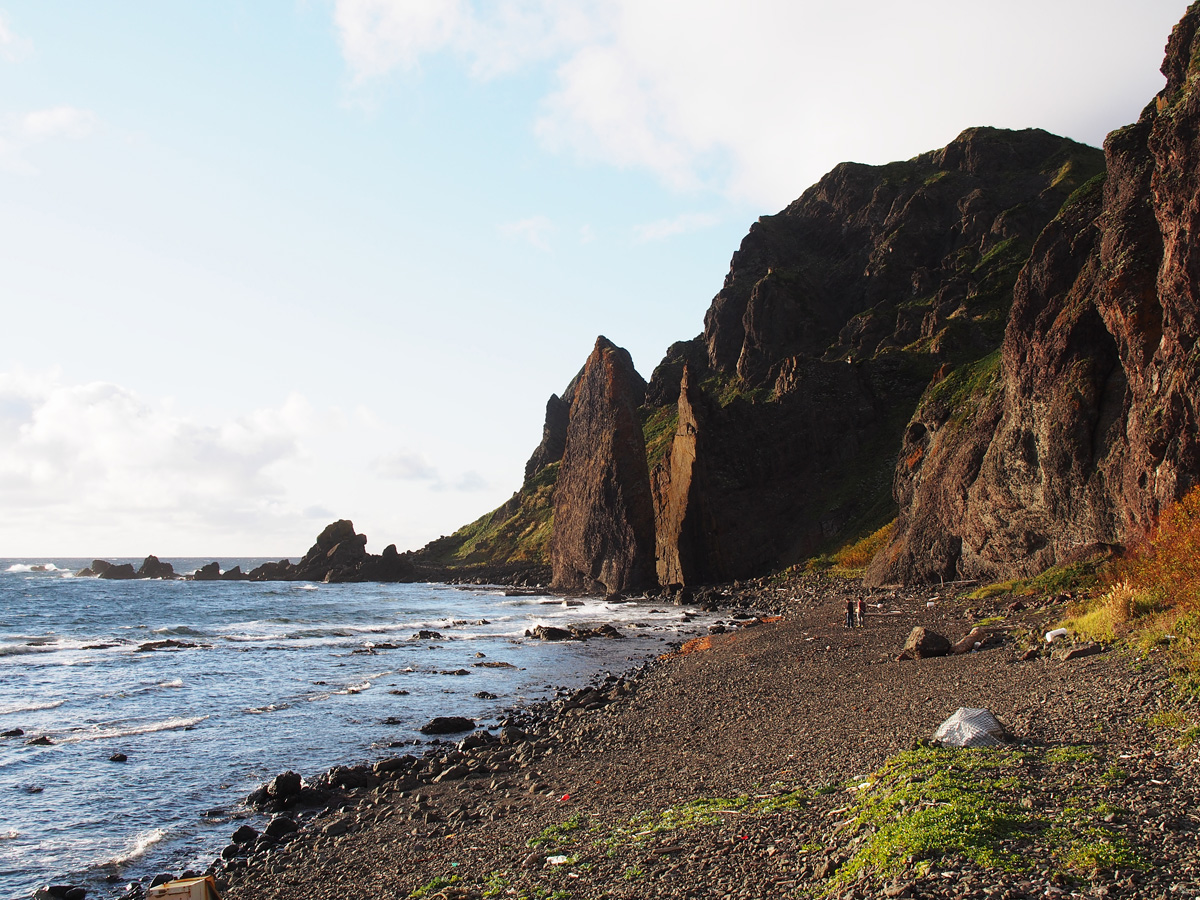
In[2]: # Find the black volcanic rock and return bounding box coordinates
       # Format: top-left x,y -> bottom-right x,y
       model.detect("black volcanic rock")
243,522 -> 415,584
137,556 -> 175,579
192,562 -> 221,581
97,563 -> 137,580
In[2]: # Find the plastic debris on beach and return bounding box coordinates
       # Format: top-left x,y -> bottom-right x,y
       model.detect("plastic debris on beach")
933,707 -> 1007,748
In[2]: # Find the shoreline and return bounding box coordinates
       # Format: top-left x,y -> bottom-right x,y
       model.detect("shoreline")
85,586 -> 772,900
114,574 -> 1199,900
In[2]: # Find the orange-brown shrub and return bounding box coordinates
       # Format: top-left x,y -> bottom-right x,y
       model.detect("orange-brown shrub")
1117,484 -> 1200,613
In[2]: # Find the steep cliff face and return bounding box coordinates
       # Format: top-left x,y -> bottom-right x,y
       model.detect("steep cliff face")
651,365 -> 725,586
550,337 -> 657,594
647,128 -> 1103,583
419,128 -> 1105,588
870,3 -> 1200,584
703,128 -> 1102,385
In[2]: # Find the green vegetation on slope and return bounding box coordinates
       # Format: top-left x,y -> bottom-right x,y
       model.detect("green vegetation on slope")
416,462 -> 558,569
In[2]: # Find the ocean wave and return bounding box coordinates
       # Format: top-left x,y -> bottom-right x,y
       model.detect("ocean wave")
245,702 -> 291,715
57,716 -> 208,743
0,829 -> 18,840
6,563 -> 67,573
103,828 -> 166,866
0,698 -> 66,716
0,643 -> 61,658
332,681 -> 372,695
150,628 -> 206,643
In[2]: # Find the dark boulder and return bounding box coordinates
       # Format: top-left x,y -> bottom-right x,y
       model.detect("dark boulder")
220,565 -> 246,580
903,627 -> 952,659
98,563 -> 137,580
192,562 -> 221,581
230,825 -> 258,844
529,625 -> 572,641
136,556 -> 175,579
265,815 -> 298,837
419,716 -> 475,735
268,770 -> 302,799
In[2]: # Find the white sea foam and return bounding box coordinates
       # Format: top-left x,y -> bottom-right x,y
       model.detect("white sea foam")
245,702 -> 291,715
104,828 -> 166,866
57,716 -> 208,743
0,643 -> 60,658
0,698 -> 66,716
0,829 -> 18,840
333,681 -> 372,695
6,563 -> 67,573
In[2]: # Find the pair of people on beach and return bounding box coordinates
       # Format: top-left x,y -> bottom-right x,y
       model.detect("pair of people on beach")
844,597 -> 866,628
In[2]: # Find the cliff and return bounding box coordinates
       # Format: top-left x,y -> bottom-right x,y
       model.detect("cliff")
869,2 -> 1200,584
549,337 -> 657,594
418,4 -> 1200,589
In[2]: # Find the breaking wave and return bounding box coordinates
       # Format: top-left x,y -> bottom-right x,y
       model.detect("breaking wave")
0,698 -> 66,716
103,828 -> 166,866
57,716 -> 208,744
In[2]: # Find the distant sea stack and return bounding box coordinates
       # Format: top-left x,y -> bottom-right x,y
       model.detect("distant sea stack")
74,520 -> 417,584
417,3 -> 1200,588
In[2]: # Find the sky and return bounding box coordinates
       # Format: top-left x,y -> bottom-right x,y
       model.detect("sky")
0,0 -> 1188,557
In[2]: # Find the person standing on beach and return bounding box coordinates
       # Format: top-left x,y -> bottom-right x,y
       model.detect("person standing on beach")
845,597 -> 855,628
856,597 -> 866,627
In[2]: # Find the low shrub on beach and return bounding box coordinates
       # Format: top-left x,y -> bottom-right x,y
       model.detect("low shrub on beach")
1060,484 -> 1200,690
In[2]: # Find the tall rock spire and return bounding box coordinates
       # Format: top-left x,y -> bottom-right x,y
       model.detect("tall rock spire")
550,337 -> 656,594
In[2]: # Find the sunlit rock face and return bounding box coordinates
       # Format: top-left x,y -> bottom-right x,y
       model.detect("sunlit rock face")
550,337 -> 656,595
871,5 -> 1200,584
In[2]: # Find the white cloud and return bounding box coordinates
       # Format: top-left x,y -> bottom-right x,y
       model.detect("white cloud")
0,13 -> 31,62
0,106 -> 99,174
333,0 -> 1183,207
371,449 -> 441,482
633,212 -> 719,243
371,449 -> 489,492
334,0 -> 465,79
22,106 -> 97,140
499,214 -> 554,250
334,0 -> 605,80
0,372 -> 319,551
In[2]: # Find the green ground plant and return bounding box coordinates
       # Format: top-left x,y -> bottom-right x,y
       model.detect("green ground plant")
828,745 -> 1140,892
528,813 -> 588,848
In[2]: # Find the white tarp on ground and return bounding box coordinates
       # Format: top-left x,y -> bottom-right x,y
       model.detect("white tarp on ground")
933,707 -> 1007,748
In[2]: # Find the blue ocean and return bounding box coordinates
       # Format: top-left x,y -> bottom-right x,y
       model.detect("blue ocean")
0,560 -> 712,899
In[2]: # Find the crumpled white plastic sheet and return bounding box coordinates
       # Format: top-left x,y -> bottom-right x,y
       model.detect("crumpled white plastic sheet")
933,707 -> 1007,748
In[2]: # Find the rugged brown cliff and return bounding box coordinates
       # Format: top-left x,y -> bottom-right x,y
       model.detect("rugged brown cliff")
550,337 -> 657,594
646,128 -> 1103,583
870,3 -> 1200,584
418,127 -> 1105,589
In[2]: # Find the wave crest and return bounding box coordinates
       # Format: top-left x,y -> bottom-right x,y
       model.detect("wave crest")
104,828 -> 166,866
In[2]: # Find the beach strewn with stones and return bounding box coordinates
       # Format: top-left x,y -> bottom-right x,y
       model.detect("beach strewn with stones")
126,574 -> 1199,900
